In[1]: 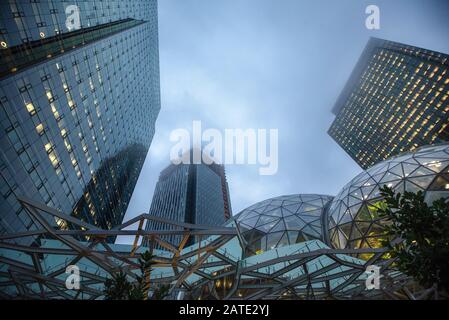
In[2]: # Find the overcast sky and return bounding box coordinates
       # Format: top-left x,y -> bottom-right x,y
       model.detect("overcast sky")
118,0 -> 449,244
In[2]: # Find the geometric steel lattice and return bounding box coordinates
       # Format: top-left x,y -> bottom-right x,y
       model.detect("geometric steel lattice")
2,144 -> 449,300
0,196 -> 237,300
0,196 -> 436,300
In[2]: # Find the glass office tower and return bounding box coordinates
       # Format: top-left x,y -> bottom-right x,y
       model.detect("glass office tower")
328,37 -> 449,169
144,152 -> 232,248
0,1 -> 160,238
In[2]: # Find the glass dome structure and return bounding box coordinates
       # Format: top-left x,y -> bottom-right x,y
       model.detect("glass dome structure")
328,143 -> 449,251
235,194 -> 333,256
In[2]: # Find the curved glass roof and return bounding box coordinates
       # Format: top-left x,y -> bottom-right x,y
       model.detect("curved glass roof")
235,194 -> 333,256
328,143 -> 449,252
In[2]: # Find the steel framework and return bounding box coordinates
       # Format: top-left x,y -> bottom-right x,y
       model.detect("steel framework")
0,197 -> 436,300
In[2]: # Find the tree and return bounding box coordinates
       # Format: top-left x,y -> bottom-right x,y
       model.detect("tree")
138,251 -> 157,300
378,185 -> 449,297
103,250 -> 169,300
104,271 -> 134,300
151,284 -> 170,300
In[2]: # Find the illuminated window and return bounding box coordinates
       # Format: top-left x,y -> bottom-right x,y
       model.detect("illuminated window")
44,143 -> 52,152
26,102 -> 35,114
50,103 -> 60,119
48,151 -> 59,167
64,139 -> 72,152
36,123 -> 44,135
55,217 -> 68,230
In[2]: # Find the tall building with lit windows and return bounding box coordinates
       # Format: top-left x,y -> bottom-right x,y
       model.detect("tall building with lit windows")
328,37 -> 449,169
144,150 -> 232,248
0,1 -> 160,240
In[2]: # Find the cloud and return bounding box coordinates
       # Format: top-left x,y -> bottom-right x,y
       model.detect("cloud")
121,0 -> 449,245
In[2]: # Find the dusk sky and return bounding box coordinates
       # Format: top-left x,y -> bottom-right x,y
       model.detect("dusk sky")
119,0 -> 449,243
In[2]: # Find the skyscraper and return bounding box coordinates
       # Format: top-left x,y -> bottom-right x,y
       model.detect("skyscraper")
144,151 -> 232,248
0,1 -> 160,238
328,37 -> 449,169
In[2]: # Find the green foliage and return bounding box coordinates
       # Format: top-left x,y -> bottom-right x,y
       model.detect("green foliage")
103,250 -> 169,300
139,251 -> 157,275
128,279 -> 144,300
104,271 -> 134,300
152,284 -> 170,300
378,185 -> 449,293
138,251 -> 157,300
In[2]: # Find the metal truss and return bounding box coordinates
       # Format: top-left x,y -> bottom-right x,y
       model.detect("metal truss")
0,197 -> 430,300
0,196 -> 237,299
190,243 -> 391,300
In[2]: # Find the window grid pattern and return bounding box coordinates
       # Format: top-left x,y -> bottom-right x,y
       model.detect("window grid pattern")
0,0 -> 160,240
144,162 -> 231,249
329,38 -> 449,169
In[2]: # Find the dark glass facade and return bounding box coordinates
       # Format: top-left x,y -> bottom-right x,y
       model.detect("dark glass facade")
0,1 -> 160,239
144,155 -> 232,248
328,37 -> 449,169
